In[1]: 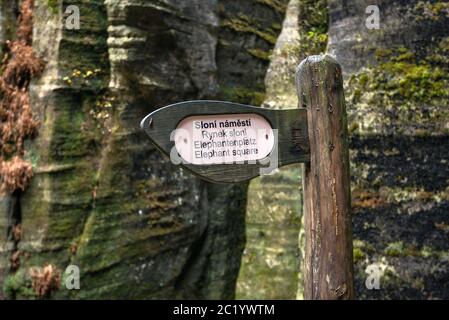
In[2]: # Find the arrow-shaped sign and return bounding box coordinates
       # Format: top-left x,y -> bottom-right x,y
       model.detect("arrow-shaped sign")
141,100 -> 309,183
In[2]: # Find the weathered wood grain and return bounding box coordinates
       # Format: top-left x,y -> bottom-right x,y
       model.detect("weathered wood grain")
141,100 -> 309,183
296,55 -> 354,299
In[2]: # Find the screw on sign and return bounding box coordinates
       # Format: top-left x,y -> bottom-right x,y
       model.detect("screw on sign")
141,55 -> 354,300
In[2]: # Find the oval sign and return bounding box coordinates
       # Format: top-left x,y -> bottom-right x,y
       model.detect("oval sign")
174,113 -> 275,165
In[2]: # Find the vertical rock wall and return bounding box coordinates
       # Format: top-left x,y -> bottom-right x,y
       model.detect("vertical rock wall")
328,0 -> 449,299
0,0 -> 286,299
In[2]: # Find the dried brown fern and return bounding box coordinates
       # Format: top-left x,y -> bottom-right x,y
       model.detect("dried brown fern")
0,0 -> 44,194
30,264 -> 61,299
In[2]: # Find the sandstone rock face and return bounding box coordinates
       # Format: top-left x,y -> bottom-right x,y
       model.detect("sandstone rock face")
0,0 -> 285,299
328,0 -> 449,299
328,0 -> 449,135
238,166 -> 303,300
0,1 -> 18,49
237,0 -> 304,300
328,0 -> 449,74
263,0 -> 301,110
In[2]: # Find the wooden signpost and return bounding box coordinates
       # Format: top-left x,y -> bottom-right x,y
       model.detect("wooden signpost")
141,55 -> 354,300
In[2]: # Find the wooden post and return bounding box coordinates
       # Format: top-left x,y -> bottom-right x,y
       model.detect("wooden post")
296,55 -> 354,299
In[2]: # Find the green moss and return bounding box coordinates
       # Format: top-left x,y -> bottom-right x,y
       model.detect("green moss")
373,47 -> 448,104
236,226 -> 299,299
346,45 -> 449,134
393,51 -> 415,63
59,39 -> 109,86
58,1 -> 110,82
375,48 -> 393,60
383,241 -> 446,258
384,241 -> 407,257
359,60 -> 449,107
379,268 -> 404,289
296,0 -> 328,56
47,0 -> 58,14
348,122 -> 360,134
247,48 -> 271,61
353,247 -> 366,262
353,239 -> 375,262
222,15 -> 278,45
3,270 -> 37,299
254,0 -> 288,14
377,62 -> 446,103
428,37 -> 449,65
299,29 -> 328,56
221,86 -> 266,106
50,102 -> 92,160
414,2 -> 449,21
271,23 -> 282,31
